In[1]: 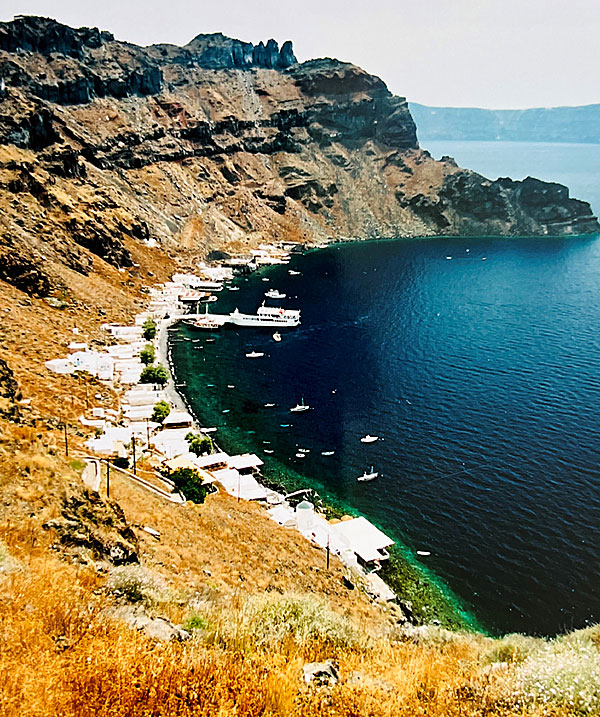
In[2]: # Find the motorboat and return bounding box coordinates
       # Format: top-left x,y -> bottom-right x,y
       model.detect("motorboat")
246,351 -> 265,358
264,403 -> 276,407
228,286 -> 240,291
360,434 -> 379,443
273,332 -> 282,342
290,398 -> 309,413
264,449 -> 274,454
288,270 -> 301,275
321,450 -> 335,456
357,466 -> 378,482
295,452 -> 306,459
265,289 -> 286,299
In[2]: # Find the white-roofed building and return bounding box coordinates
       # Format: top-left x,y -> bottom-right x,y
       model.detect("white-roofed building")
162,411 -> 194,429
329,517 -> 394,565
228,453 -> 263,474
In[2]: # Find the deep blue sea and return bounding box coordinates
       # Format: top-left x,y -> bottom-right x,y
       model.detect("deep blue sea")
170,143 -> 600,636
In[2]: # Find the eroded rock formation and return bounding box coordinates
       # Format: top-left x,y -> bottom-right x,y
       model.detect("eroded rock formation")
0,15 -> 597,297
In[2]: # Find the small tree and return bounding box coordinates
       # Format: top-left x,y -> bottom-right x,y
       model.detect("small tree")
186,432 -> 213,456
171,467 -> 207,504
139,344 -> 155,365
142,318 -> 157,340
140,364 -> 169,386
151,400 -> 171,423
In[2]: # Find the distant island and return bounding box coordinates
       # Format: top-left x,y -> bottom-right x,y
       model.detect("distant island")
409,102 -> 600,144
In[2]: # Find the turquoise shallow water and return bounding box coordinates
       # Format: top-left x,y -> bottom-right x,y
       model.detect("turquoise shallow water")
170,232 -> 600,637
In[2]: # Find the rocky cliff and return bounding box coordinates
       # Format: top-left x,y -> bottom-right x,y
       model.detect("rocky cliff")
0,15 -> 597,299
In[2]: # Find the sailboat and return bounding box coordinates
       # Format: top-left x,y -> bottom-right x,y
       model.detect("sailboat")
290,398 -> 310,413
357,466 -> 378,482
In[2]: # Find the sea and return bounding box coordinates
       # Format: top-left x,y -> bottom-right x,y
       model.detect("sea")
169,141 -> 600,636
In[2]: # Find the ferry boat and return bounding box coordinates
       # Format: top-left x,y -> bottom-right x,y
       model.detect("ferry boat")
229,303 -> 300,328
265,289 -> 286,299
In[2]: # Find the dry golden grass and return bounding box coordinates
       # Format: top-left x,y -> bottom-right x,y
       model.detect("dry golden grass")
0,552 -> 577,717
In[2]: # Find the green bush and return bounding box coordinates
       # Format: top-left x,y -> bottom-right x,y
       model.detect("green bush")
140,364 -> 169,386
182,613 -> 210,632
152,400 -> 171,423
186,432 -> 213,456
139,344 -> 155,365
171,467 -> 208,504
142,318 -> 157,340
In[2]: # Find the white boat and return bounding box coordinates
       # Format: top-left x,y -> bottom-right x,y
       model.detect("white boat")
321,450 -> 335,456
290,398 -> 309,413
288,270 -> 301,275
246,351 -> 264,358
264,449 -> 274,454
360,434 -> 379,443
229,303 -> 301,328
265,289 -> 286,299
295,452 -> 306,459
264,403 -> 276,407
358,466 -> 378,482
262,277 -> 270,282
186,306 -> 226,330
273,332 -> 282,342
228,286 -> 240,291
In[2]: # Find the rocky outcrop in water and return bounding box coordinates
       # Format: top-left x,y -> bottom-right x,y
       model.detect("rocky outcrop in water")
0,15 -> 597,297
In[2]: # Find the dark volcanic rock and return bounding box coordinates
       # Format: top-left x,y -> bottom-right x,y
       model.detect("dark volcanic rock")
0,358 -> 22,421
44,488 -> 139,566
0,245 -> 51,296
184,32 -> 297,69
0,15 -> 112,57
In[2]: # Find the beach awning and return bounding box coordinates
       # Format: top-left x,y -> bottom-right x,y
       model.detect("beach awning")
329,517 -> 394,563
162,411 -> 194,427
212,469 -> 268,500
194,452 -> 230,469
228,453 -> 264,471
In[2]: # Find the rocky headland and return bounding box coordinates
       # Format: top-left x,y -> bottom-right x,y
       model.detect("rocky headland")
0,15 -> 597,302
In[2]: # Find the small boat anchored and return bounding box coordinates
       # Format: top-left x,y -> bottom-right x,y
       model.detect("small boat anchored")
321,450 -> 335,456
357,466 -> 378,482
265,289 -> 286,299
290,398 -> 310,413
246,350 -> 265,358
272,332 -> 282,342
360,434 -> 379,444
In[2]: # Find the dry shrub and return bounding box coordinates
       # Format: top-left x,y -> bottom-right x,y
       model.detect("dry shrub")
515,631 -> 600,714
107,564 -> 169,605
484,632 -> 544,665
232,593 -> 360,650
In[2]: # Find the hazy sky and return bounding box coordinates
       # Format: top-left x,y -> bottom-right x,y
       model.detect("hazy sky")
2,0 -> 599,108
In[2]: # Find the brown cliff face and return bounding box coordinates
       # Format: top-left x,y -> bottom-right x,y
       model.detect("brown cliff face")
0,15 -> 598,300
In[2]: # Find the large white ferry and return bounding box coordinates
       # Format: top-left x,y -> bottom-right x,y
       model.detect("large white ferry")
229,303 -> 301,328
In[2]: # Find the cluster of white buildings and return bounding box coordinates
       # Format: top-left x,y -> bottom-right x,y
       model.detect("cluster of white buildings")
44,265 -> 396,601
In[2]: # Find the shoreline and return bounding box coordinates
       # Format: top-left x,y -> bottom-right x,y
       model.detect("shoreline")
161,282 -> 484,634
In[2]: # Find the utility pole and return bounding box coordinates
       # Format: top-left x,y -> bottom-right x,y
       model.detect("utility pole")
132,437 -> 137,475
61,415 -> 69,457
146,418 -> 150,449
106,460 -> 110,499
326,534 -> 330,570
